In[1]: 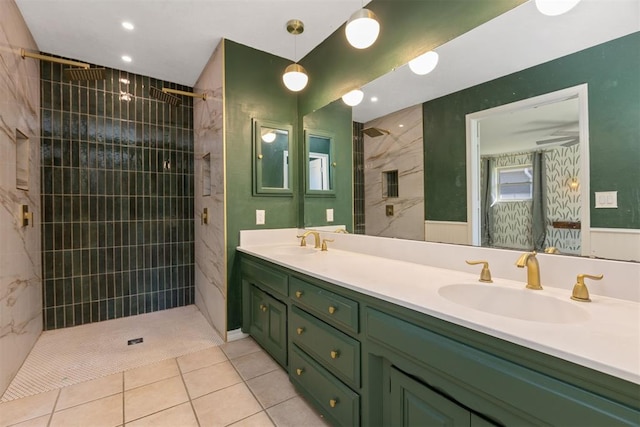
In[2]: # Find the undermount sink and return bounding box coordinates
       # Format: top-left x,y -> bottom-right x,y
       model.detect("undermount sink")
270,246 -> 317,256
438,284 -> 589,324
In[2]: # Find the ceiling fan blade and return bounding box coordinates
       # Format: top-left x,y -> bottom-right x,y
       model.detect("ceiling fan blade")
536,136 -> 579,145
561,138 -> 579,147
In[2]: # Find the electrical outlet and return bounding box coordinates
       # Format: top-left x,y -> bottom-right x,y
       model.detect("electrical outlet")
326,209 -> 334,222
256,210 -> 265,225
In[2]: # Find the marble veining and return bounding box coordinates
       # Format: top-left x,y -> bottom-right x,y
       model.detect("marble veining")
0,0 -> 42,396
194,41 -> 226,338
364,105 -> 424,240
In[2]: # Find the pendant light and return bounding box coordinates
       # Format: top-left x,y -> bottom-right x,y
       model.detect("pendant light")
342,89 -> 364,106
408,51 -> 439,75
282,19 -> 308,92
535,0 -> 581,16
345,8 -> 380,49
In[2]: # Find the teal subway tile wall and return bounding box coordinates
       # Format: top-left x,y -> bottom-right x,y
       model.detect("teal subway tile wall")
40,59 -> 195,330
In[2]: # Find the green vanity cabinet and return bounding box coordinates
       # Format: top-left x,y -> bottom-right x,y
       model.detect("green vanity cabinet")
241,257 -> 289,367
245,284 -> 287,367
239,253 -> 640,427
387,365 -> 495,427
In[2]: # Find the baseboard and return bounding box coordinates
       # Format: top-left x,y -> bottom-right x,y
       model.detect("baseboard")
226,328 -> 249,342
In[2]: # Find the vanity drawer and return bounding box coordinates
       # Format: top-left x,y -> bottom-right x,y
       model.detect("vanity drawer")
291,344 -> 360,427
290,276 -> 359,333
241,257 -> 288,297
290,305 -> 360,387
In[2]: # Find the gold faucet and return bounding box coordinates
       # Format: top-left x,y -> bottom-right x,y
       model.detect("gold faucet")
321,238 -> 334,251
515,251 -> 543,290
571,274 -> 603,302
544,246 -> 560,254
465,260 -> 493,283
297,230 -> 321,248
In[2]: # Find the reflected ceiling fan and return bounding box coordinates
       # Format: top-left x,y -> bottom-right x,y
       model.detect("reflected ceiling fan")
536,129 -> 579,147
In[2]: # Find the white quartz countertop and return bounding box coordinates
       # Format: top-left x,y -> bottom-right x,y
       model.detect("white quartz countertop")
238,243 -> 640,384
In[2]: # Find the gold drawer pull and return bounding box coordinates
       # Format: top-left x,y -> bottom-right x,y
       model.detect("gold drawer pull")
295,291 -> 303,298
328,306 -> 336,314
296,327 -> 305,335
329,399 -> 338,408
330,350 -> 340,359
296,368 -> 304,376
260,304 -> 267,312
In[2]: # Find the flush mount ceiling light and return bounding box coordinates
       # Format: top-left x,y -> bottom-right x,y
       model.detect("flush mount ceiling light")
535,0 -> 582,16
408,51 -> 439,75
282,19 -> 309,92
345,8 -> 380,49
261,131 -> 277,143
342,89 -> 364,106
121,55 -> 132,63
121,21 -> 134,31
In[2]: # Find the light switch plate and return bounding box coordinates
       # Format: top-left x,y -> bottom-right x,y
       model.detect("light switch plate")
594,191 -> 618,208
256,210 -> 265,225
326,208 -> 334,222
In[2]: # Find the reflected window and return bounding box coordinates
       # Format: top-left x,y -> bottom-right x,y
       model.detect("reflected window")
496,165 -> 532,201
253,120 -> 293,195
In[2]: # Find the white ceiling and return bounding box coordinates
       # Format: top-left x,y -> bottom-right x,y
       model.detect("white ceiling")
355,0 -> 640,123
15,0 -> 370,86
14,0 -> 639,123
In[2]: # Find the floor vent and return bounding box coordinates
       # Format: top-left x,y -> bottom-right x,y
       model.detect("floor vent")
127,337 -> 144,345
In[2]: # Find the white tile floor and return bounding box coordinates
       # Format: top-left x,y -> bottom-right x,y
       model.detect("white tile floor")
0,314 -> 329,427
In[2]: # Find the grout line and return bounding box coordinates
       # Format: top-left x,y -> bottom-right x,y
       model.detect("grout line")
46,388 -> 61,427
178,356 -> 202,427
121,371 -> 125,427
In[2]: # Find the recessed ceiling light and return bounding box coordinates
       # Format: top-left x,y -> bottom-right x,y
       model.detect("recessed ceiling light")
399,124 -> 404,128
121,55 -> 132,63
371,96 -> 378,102
122,22 -> 134,30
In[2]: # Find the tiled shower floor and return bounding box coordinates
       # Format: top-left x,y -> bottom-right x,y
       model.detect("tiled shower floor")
0,307 -> 328,427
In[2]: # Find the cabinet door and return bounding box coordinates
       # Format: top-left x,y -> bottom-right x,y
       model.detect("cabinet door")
248,285 -> 287,367
389,366 -> 471,427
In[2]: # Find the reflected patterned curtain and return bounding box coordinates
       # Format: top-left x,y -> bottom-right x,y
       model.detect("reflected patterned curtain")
532,151 -> 547,251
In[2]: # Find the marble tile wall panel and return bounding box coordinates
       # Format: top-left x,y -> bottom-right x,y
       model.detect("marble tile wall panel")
364,105 -> 424,241
0,0 -> 42,395
193,42 -> 226,338
40,56 -> 195,330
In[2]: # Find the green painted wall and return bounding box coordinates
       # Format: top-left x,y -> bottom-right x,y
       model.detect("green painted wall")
225,40 -> 299,329
303,100 -> 354,228
424,32 -> 640,229
298,0 -> 526,116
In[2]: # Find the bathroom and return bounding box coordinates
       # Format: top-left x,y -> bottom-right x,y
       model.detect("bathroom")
1,0 -> 639,425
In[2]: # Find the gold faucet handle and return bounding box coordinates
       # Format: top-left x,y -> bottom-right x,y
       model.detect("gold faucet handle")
321,239 -> 334,251
296,235 -> 307,247
571,274 -> 603,302
465,260 -> 493,283
544,247 -> 560,254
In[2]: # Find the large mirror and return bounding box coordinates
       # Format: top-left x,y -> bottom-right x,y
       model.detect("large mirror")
303,1 -> 639,262
253,119 -> 292,195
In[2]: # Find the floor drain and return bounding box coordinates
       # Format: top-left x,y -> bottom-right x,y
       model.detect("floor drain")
127,338 -> 144,345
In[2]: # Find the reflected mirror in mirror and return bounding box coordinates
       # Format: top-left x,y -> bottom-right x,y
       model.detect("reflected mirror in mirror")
253,120 -> 293,195
468,86 -> 586,256
305,130 -> 335,194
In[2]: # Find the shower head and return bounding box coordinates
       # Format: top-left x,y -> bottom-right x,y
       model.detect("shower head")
362,127 -> 390,138
149,86 -> 182,107
64,67 -> 105,81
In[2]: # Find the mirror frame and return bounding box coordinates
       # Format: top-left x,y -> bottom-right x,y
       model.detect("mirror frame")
304,128 -> 336,197
252,119 -> 293,196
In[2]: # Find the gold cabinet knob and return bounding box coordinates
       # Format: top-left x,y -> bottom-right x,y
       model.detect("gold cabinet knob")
296,327 -> 305,335
258,154 -> 263,159
328,306 -> 336,314
296,368 -> 304,376
330,350 -> 339,359
332,162 -> 337,167
329,399 -> 338,408
295,291 -> 303,298
260,304 -> 267,312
